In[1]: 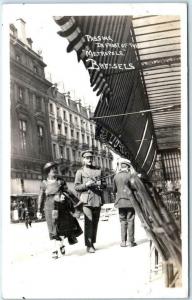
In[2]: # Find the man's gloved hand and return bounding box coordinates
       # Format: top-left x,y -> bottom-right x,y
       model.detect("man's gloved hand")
36,211 -> 42,220
85,180 -> 96,188
96,180 -> 101,186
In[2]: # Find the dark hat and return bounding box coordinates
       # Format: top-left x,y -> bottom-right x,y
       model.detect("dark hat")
81,150 -> 94,158
43,161 -> 58,171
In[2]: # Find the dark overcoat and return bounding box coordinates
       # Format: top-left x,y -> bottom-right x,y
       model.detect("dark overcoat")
38,178 -> 82,240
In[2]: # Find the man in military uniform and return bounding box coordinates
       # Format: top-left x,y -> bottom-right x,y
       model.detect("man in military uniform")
113,159 -> 137,247
74,150 -> 106,253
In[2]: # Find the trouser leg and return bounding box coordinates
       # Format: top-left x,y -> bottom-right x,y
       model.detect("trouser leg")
127,207 -> 135,243
83,206 -> 93,247
119,208 -> 128,242
92,207 -> 101,244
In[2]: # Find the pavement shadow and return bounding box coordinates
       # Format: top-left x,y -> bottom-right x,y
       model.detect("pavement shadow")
136,238 -> 149,245
66,241 -> 120,256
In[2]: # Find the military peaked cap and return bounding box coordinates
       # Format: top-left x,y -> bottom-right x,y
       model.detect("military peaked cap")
119,159 -> 132,167
81,150 -> 94,158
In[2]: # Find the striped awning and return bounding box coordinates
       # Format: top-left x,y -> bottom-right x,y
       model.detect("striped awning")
53,15 -> 181,176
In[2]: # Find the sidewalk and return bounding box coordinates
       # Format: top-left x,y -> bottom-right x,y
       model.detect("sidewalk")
2,215 -> 168,298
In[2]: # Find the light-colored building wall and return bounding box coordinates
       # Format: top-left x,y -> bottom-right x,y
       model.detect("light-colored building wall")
48,91 -> 114,199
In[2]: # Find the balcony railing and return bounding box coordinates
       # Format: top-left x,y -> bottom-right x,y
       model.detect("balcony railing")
100,149 -> 107,157
57,134 -> 67,143
57,116 -> 62,123
71,139 -> 79,148
70,122 -> 74,128
81,143 -> 89,150
71,161 -> 82,168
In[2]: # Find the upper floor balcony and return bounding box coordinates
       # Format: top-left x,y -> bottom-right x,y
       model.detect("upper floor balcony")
71,160 -> 82,168
81,143 -> 89,150
81,127 -> 85,133
100,149 -> 107,157
57,134 -> 67,144
71,139 -> 79,149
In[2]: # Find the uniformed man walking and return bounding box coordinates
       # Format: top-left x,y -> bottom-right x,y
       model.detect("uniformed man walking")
74,150 -> 106,253
113,159 -> 137,247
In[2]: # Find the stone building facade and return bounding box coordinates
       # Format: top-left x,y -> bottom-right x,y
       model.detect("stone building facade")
10,19 -> 53,194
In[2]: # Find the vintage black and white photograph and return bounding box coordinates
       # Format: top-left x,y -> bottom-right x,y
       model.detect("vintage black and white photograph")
1,3 -> 188,298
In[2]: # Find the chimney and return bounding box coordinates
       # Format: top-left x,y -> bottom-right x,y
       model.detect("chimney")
76,99 -> 81,112
16,18 -> 27,45
27,37 -> 33,49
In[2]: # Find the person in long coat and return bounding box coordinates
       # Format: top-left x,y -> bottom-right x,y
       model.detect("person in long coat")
113,159 -> 137,247
37,162 -> 82,259
74,150 -> 106,253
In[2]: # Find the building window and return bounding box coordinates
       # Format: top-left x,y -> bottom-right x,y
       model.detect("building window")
92,138 -> 95,147
19,120 -> 27,152
36,96 -> 42,111
49,103 -> 53,114
63,110 -> 67,120
18,86 -> 24,101
53,144 -> 57,159
72,149 -> 76,161
16,54 -> 21,62
97,157 -> 100,167
33,65 -> 38,73
76,132 -> 79,141
87,136 -> 90,146
51,120 -> 55,134
69,114 -> 73,123
75,116 -> 78,125
56,107 -> 60,118
82,134 -> 85,143
71,129 -> 74,138
58,123 -> 62,135
66,148 -> 70,160
37,125 -> 44,154
59,145 -> 64,158
65,126 -> 68,136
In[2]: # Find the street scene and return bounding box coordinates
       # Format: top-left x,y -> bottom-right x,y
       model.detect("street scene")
1,3 -> 188,299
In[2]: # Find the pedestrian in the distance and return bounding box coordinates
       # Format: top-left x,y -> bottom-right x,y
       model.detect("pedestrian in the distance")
37,162 -> 82,259
74,150 -> 106,253
113,159 -> 137,247
24,208 -> 32,228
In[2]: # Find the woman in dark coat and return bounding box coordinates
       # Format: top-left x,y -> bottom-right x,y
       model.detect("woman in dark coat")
37,162 -> 82,259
